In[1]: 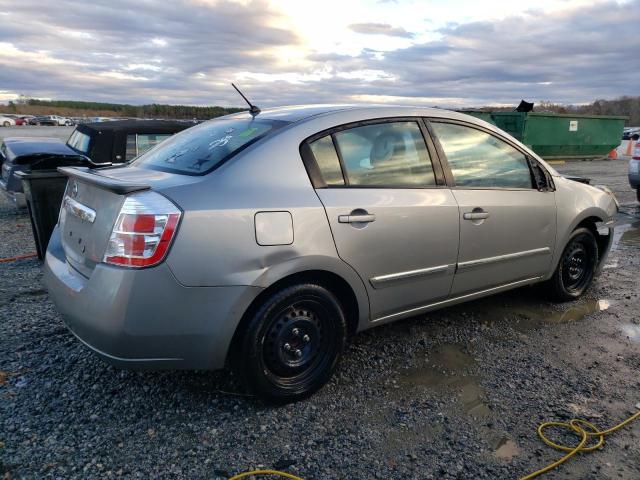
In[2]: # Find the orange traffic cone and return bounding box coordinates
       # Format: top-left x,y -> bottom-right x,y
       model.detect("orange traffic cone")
608,148 -> 618,159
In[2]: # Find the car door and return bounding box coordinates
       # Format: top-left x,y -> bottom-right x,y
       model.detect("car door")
428,120 -> 557,296
303,119 -> 460,322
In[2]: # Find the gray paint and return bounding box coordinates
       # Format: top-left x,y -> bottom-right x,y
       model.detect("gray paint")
43,105 -> 617,370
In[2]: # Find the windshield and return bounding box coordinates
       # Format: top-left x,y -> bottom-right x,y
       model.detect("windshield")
67,130 -> 91,154
133,116 -> 287,175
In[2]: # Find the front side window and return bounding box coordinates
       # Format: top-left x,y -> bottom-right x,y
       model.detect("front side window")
431,122 -> 533,189
134,117 -> 287,175
310,121 -> 436,188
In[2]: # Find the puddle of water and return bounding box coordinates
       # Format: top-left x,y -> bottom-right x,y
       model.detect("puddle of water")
620,226 -> 640,246
398,344 -> 490,418
509,299 -> 610,333
399,344 -> 474,388
620,324 -> 640,343
494,438 -> 520,460
472,298 -> 611,334
609,222 -> 640,254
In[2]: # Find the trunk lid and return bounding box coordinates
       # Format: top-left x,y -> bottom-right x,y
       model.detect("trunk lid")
57,165 -> 196,277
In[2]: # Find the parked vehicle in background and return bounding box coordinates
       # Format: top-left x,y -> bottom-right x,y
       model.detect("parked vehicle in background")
90,117 -> 115,123
28,116 -> 52,125
0,115 -> 16,127
28,115 -> 73,126
629,142 -> 640,202
14,115 -> 35,126
622,127 -> 640,140
0,138 -> 85,207
42,105 -> 618,403
67,120 -> 189,163
0,120 -> 189,206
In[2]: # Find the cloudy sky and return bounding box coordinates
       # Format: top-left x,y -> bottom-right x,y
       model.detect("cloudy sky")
0,0 -> 638,108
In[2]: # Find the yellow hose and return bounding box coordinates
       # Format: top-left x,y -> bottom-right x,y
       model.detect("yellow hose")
229,470 -> 304,480
521,408 -> 640,479
229,407 -> 640,480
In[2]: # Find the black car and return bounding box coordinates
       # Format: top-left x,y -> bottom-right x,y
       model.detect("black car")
1,120 -> 189,206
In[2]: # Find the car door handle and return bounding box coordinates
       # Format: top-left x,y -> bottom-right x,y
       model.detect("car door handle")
338,213 -> 376,223
463,210 -> 490,220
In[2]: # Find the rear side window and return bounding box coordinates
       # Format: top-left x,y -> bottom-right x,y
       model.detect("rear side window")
309,136 -> 344,186
67,130 -> 91,154
431,122 -> 533,189
134,117 -> 287,175
309,121 -> 436,188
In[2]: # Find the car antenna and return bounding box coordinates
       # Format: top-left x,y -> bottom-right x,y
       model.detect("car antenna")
231,83 -> 261,116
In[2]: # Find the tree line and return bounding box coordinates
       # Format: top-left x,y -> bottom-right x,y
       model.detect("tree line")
5,95 -> 640,125
7,98 -> 244,120
484,96 -> 640,126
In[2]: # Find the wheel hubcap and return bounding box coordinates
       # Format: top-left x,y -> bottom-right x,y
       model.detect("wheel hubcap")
562,241 -> 591,291
264,306 -> 323,376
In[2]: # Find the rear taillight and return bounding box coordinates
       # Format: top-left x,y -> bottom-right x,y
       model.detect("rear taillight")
104,191 -> 181,268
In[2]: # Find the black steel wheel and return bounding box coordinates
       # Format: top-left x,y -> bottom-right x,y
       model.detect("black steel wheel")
546,227 -> 598,301
234,283 -> 347,403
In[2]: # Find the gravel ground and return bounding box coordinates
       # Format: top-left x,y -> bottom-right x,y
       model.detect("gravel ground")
1,158 -> 639,479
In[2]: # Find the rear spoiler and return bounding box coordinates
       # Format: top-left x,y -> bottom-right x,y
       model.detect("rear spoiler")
58,167 -> 150,195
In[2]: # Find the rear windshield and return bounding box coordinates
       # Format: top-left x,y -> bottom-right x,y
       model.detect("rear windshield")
133,116 -> 287,175
67,130 -> 91,154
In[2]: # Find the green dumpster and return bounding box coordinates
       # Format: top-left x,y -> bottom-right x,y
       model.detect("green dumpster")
456,110 -> 497,126
489,112 -> 626,160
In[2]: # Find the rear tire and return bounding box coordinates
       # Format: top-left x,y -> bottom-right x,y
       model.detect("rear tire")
546,227 -> 598,301
234,283 -> 347,404
636,188 -> 640,203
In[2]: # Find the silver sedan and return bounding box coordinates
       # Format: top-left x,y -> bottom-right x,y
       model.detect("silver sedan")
44,105 -> 618,402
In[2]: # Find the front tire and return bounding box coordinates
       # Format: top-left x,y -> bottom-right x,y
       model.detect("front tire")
2,121 -> 9,127
636,188 -> 640,203
546,228 -> 598,301
234,283 -> 347,403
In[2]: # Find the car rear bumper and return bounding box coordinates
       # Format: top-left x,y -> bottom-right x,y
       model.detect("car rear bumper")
43,227 -> 262,370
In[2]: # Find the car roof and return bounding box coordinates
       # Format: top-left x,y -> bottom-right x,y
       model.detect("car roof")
237,104 -> 561,176
225,104 -> 467,124
225,104 -> 362,123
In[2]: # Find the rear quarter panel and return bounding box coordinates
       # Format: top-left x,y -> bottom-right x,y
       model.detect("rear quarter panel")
161,124 -> 371,327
